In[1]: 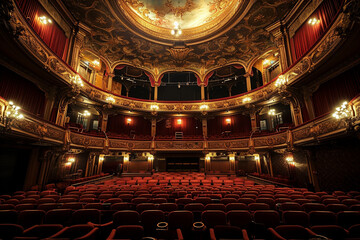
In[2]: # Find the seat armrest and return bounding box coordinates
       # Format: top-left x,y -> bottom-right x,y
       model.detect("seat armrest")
77,227 -> 99,240
242,229 -> 250,240
88,221 -> 113,228
268,227 -> 286,240
106,229 -> 116,240
176,228 -> 184,240
209,228 -> 216,240
47,226 -> 69,238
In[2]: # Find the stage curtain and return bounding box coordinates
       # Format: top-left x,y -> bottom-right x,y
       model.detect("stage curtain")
16,0 -> 69,61
312,64 -> 360,117
0,66 -> 46,117
290,0 -> 343,62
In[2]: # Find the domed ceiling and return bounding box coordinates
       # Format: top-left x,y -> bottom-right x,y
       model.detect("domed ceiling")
116,0 -> 247,42
62,0 -> 297,76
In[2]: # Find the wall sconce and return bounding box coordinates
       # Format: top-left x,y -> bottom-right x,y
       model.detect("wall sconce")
229,154 -> 235,161
205,156 -> 211,161
99,155 -> 105,162
332,101 -> 350,120
268,109 -> 276,116
254,155 -> 260,161
65,162 -> 72,167
2,101 -> 24,132
242,97 -> 251,104
275,75 -> 287,87
150,104 -> 159,111
79,110 -> 91,117
225,118 -> 231,125
67,157 -> 75,163
148,154 -> 154,161
200,104 -> 209,111
70,74 -> 84,87
308,17 -> 320,25
39,16 -> 52,24
285,152 -> 295,166
126,118 -> 132,125
123,155 -> 129,162
177,119 -> 182,125
92,60 -> 100,66
106,96 -> 115,104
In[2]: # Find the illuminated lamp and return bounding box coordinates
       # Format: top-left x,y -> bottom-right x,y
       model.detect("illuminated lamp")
65,162 -> 72,167
177,119 -> 182,125
200,104 -> 209,111
106,96 -> 115,104
126,118 -> 132,124
225,118 -> 231,125
254,155 -> 260,161
171,21 -> 182,36
39,16 -> 52,24
99,156 -> 104,162
67,157 -> 75,163
332,101 -> 350,120
308,17 -> 320,25
242,97 -> 251,104
268,109 -> 276,116
285,152 -> 295,166
150,104 -> 159,111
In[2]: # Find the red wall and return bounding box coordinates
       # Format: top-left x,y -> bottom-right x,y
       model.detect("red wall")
107,114 -> 151,138
156,117 -> 203,139
207,114 -> 251,138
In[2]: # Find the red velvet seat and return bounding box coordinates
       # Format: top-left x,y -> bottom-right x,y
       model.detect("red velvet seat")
45,209 -> 73,226
72,209 -> 101,224
210,225 -> 249,240
204,204 -> 226,211
158,203 -> 178,213
136,203 -> 157,213
141,210 -> 165,236
311,225 -> 349,239
227,210 -> 252,229
337,211 -> 360,228
0,224 -> 23,240
113,210 -> 140,226
248,203 -> 270,211
0,210 -> 18,224
302,203 -> 326,212
237,198 -> 255,205
326,203 -> 349,212
110,202 -> 132,211
309,211 -> 337,226
107,225 -> 144,240
202,210 -> 227,228
282,211 -> 309,227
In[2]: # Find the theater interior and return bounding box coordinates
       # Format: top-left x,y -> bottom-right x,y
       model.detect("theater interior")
0,0 -> 360,239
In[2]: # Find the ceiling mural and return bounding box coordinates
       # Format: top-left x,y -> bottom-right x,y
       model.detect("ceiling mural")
122,0 -> 238,29
62,0 -> 297,76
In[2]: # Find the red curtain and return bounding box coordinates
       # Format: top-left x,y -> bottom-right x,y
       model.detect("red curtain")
312,64 -> 360,117
16,0 -> 69,61
290,0 -> 343,62
0,66 -> 46,117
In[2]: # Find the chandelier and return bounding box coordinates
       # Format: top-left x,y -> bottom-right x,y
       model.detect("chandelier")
171,22 -> 182,36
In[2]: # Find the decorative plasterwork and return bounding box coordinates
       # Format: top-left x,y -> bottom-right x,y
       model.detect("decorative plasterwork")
62,0 -> 295,73
6,0 -> 350,112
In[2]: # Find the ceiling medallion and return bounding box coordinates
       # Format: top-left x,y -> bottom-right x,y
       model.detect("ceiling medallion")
110,0 -> 255,45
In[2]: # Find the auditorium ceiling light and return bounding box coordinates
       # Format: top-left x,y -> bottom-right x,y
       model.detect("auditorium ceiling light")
171,21 -> 182,36
39,16 -> 52,24
79,110 -> 91,117
332,101 -> 350,119
308,17 -> 320,25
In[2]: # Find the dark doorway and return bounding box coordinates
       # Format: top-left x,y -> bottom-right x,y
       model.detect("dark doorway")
102,156 -> 123,175
166,157 -> 199,172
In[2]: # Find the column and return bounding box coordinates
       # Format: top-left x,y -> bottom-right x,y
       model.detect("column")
70,26 -> 87,71
202,118 -> 208,139
289,100 -> 303,126
304,93 -> 316,120
154,85 -> 158,101
266,152 -> 274,177
250,112 -> 259,132
245,73 -> 252,92
201,84 -> 205,100
151,118 -> 157,139
100,112 -> 108,132
107,72 -> 115,92
55,97 -> 69,127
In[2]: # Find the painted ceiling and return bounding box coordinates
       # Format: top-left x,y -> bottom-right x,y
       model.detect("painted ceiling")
62,0 -> 297,76
122,0 -> 238,29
